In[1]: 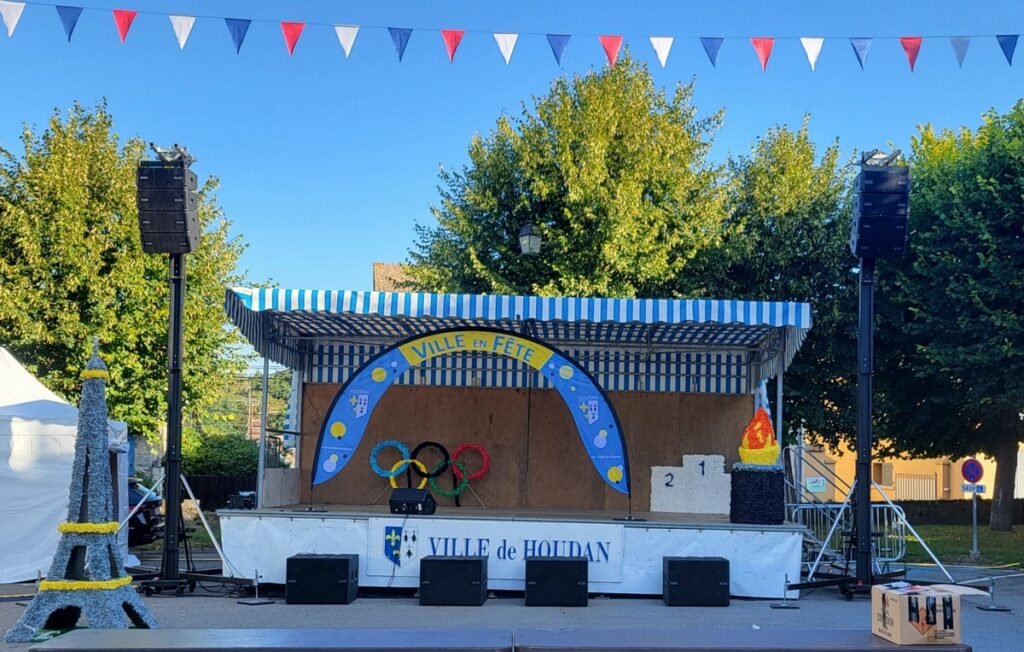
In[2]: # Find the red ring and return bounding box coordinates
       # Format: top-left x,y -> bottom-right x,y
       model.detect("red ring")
451,443 -> 490,481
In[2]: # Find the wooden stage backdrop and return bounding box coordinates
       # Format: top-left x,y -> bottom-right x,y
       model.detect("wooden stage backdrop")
300,385 -> 752,513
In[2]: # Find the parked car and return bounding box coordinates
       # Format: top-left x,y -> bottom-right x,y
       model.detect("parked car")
127,479 -> 164,547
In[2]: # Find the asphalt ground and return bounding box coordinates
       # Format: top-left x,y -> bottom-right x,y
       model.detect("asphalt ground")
2,568 -> 1023,651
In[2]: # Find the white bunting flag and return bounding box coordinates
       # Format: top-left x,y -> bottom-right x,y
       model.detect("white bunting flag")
494,32 -> 518,64
168,15 -> 195,49
800,37 -> 824,70
0,1 -> 25,38
335,24 -> 359,58
649,36 -> 674,68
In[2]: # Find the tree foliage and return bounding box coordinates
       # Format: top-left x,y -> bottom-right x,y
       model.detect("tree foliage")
182,432 -> 259,477
679,122 -> 857,445
408,57 -> 727,297
0,102 -> 248,443
875,102 -> 1024,528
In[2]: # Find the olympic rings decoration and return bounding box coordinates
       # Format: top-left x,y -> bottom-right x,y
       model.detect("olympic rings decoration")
370,440 -> 490,494
429,461 -> 471,497
370,440 -> 411,478
389,459 -> 429,489
410,441 -> 451,479
451,443 -> 490,481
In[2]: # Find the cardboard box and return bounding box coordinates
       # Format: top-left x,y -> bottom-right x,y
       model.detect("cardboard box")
872,582 -> 986,645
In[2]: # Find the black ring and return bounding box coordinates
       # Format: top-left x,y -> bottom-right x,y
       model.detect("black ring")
410,441 -> 451,478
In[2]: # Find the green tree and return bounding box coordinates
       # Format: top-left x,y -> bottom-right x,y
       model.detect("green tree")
875,103 -> 1024,530
408,57 -> 727,297
678,122 -> 858,445
0,102 -> 248,443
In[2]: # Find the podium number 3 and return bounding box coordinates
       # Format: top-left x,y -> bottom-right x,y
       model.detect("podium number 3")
664,472 -> 674,487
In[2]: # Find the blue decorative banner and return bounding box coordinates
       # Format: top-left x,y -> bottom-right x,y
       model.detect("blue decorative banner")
546,33 -> 570,65
850,37 -> 872,69
311,327 -> 631,495
700,37 -> 723,66
224,17 -> 250,53
997,34 -> 1018,65
55,5 -> 81,42
388,27 -> 412,61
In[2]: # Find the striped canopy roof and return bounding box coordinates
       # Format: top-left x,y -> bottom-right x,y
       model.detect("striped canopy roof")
225,288 -> 812,395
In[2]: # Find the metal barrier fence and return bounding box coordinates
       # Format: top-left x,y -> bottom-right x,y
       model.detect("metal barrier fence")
791,502 -> 907,564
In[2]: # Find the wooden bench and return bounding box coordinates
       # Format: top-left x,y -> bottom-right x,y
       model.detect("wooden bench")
28,628 -> 513,652
513,628 -> 972,652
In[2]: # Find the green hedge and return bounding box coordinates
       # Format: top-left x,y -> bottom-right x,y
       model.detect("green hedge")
182,432 -> 259,477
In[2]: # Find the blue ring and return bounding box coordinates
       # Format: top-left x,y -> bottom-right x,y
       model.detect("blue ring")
370,440 -> 410,478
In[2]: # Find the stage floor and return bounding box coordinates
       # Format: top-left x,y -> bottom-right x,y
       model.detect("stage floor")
228,504 -> 803,530
219,504 -> 804,599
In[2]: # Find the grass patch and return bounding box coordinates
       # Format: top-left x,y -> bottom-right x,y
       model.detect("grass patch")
903,524 -> 1024,567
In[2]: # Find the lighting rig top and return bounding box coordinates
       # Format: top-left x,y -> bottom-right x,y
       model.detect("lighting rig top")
861,149 -> 902,167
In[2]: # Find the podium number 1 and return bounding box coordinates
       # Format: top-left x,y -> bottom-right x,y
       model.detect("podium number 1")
699,461 -> 706,476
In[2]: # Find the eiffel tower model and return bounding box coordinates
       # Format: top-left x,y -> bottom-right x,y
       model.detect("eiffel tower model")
5,340 -> 158,642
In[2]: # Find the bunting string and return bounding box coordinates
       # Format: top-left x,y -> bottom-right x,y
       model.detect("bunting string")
0,1 -> 1019,73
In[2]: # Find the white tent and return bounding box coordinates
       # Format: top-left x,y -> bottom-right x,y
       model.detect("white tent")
0,346 -> 131,583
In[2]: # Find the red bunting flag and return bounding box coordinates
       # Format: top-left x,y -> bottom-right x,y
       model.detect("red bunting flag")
441,29 -> 464,62
281,21 -> 304,55
900,36 -> 922,71
751,37 -> 775,71
112,9 -> 136,44
599,35 -> 623,66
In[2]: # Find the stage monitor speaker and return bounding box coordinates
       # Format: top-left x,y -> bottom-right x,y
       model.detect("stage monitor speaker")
525,556 -> 588,607
663,557 -> 730,607
419,556 -> 487,606
850,163 -> 910,259
286,554 -> 358,605
389,488 -> 437,516
136,159 -> 201,254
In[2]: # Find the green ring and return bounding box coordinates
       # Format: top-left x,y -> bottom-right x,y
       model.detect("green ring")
428,460 -> 470,497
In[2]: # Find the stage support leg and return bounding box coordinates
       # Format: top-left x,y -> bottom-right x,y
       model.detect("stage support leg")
257,356 -> 269,509
855,257 -> 875,586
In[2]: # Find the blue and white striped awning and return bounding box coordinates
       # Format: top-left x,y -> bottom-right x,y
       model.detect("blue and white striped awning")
225,288 -> 812,395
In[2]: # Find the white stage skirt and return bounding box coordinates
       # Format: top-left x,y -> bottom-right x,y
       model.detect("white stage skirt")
220,508 -> 802,599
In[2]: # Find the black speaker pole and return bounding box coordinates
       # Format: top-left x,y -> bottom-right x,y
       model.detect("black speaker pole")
854,255 -> 875,586
160,252 -> 186,584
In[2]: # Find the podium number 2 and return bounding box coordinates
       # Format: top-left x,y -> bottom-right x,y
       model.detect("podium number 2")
664,473 -> 674,487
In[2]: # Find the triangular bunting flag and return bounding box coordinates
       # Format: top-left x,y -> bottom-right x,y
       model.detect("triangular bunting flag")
800,37 -> 824,70
441,29 -> 464,62
388,27 -> 412,62
900,36 -> 922,71
547,33 -> 570,65
225,18 -> 250,54
997,35 -> 1018,65
493,32 -> 518,64
599,35 -> 623,66
112,9 -> 136,44
649,36 -> 673,68
0,1 -> 25,38
55,5 -> 82,42
335,24 -> 358,57
751,37 -> 774,71
281,21 -> 304,56
850,37 -> 872,69
700,37 -> 723,66
168,15 -> 194,49
949,36 -> 970,68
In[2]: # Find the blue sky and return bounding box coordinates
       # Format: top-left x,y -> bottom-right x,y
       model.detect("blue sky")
1,0 -> 1022,291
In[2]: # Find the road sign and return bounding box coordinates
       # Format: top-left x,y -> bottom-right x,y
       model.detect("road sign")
961,483 -> 986,493
961,458 -> 984,483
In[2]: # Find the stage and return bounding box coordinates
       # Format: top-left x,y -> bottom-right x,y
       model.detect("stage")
219,505 -> 803,599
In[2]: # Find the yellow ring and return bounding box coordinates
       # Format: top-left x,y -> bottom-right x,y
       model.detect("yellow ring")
40,576 -> 132,592
58,521 -> 119,534
388,458 -> 428,489
81,370 -> 109,380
